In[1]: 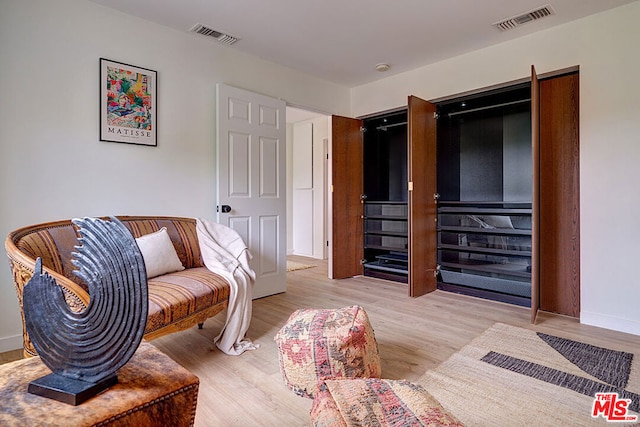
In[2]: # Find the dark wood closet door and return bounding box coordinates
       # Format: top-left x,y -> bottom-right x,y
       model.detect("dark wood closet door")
407,96 -> 438,297
531,66 -> 540,323
539,72 -> 580,317
331,115 -> 364,279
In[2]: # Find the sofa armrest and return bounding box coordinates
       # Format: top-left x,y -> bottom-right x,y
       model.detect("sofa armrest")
5,234 -> 90,357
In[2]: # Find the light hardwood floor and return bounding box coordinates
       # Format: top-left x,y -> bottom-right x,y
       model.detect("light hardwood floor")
150,255 -> 640,426
3,256 -> 638,425
0,348 -> 22,365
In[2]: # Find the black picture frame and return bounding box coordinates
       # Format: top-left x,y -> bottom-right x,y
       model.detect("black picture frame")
99,58 -> 157,146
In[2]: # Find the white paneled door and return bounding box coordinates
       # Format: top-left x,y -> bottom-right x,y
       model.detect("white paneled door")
216,83 -> 286,298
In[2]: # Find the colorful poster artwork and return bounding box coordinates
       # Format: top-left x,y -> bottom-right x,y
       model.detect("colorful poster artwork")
100,59 -> 157,146
106,67 -> 152,131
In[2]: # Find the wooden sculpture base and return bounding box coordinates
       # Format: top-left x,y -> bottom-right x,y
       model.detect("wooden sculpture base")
29,373 -> 118,406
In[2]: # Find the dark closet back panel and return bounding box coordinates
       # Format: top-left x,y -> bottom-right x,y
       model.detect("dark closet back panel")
363,111 -> 408,202
436,84 -> 531,202
459,113 -> 503,201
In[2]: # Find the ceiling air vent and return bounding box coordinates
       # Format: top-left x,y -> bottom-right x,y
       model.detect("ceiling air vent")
189,23 -> 239,45
493,4 -> 555,31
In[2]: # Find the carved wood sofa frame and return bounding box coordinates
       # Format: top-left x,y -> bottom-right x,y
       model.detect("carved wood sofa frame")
5,216 -> 230,358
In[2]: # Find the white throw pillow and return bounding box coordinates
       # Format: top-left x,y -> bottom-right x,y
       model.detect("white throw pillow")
135,227 -> 185,278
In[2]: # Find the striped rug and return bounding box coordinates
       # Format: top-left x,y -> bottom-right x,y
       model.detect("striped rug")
419,323 -> 640,426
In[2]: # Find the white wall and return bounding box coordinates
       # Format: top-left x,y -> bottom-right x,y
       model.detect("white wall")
290,117 -> 329,259
352,2 -> 640,335
0,0 -> 350,351
292,121 -> 314,256
2,0 -> 638,351
286,124 -> 294,254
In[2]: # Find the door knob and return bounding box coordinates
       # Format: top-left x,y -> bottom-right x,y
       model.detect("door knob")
217,205 -> 232,213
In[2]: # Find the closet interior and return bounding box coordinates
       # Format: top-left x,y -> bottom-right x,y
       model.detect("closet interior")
334,67 -> 579,316
362,110 -> 409,282
436,83 -> 532,306
360,84 -> 534,305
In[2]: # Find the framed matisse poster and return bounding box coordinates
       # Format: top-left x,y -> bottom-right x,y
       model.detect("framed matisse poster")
100,58 -> 157,146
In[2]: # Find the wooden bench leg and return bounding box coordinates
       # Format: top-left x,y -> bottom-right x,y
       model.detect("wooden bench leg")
198,323 -> 204,329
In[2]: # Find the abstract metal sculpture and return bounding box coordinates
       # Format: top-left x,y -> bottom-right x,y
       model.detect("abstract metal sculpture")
23,217 -> 148,405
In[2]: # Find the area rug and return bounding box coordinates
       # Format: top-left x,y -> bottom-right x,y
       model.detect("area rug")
419,323 -> 640,426
286,261 -> 316,272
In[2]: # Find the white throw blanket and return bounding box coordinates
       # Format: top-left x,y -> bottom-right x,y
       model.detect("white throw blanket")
196,218 -> 258,355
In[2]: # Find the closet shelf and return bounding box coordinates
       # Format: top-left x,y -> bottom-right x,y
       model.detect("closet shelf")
374,253 -> 408,264
364,244 -> 408,253
438,244 -> 531,257
364,200 -> 407,205
437,207 -> 531,215
439,261 -> 531,279
438,226 -> 531,236
364,262 -> 408,275
364,215 -> 407,221
438,198 -> 532,299
365,230 -> 408,238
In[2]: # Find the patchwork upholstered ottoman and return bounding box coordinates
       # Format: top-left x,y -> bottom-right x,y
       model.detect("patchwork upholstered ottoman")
274,305 -> 381,398
310,378 -> 464,427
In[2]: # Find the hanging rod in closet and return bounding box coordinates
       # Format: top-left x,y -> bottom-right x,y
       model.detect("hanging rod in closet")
447,98 -> 530,117
376,121 -> 407,131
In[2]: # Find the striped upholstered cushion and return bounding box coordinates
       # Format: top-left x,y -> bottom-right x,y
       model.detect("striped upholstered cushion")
145,267 -> 230,334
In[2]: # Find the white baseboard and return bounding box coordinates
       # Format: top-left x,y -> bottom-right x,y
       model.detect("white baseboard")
290,250 -> 327,260
0,334 -> 23,353
581,311 -> 640,336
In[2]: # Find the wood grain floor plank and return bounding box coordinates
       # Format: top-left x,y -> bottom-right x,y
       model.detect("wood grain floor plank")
4,255 -> 637,426
150,256 -> 640,426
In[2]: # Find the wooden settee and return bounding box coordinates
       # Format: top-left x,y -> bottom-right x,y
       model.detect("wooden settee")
5,216 -> 230,357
